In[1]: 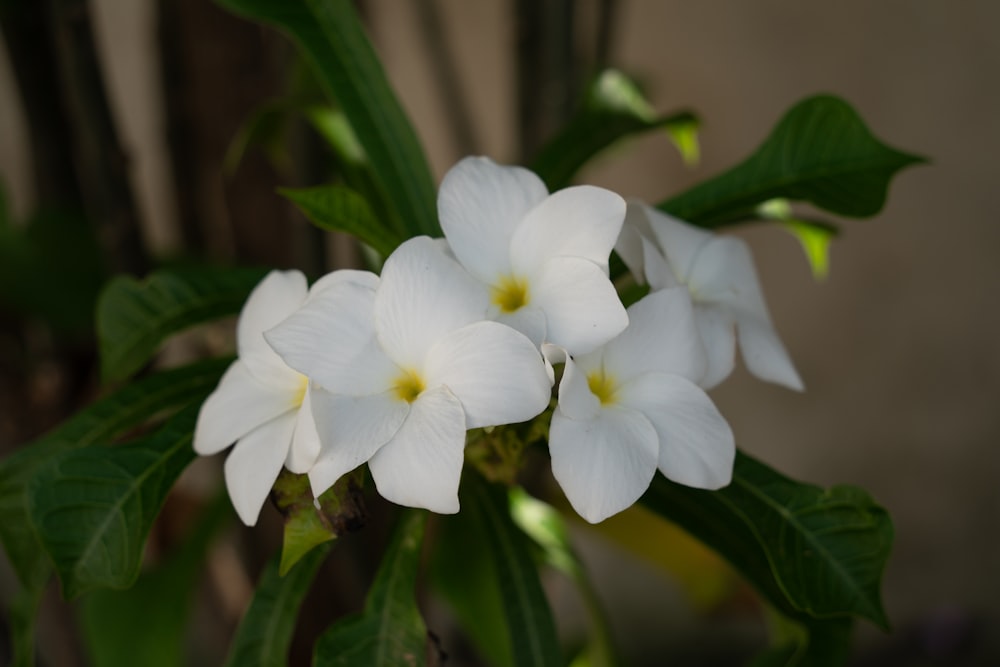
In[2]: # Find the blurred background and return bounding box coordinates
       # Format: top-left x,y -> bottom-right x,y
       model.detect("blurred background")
1,0 -> 997,665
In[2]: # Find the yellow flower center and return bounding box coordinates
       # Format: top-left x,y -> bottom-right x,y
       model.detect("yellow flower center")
292,374 -> 308,407
491,274 -> 530,313
587,369 -> 618,406
392,368 -> 426,403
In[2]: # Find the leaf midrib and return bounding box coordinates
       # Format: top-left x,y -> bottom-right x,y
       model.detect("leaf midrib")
727,476 -> 881,622
57,429 -> 191,594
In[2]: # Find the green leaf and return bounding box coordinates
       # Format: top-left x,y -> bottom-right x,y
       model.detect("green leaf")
0,207 -> 106,336
430,502 -> 514,667
224,98 -> 298,175
0,359 -> 228,590
532,69 -> 699,191
27,404 -> 201,599
96,266 -> 267,383
307,106 -> 366,166
313,509 -> 433,667
5,586 -> 43,667
462,472 -> 562,667
509,489 -> 620,667
305,106 -> 403,260
640,451 -> 893,630
750,611 -> 853,667
216,0 -> 439,239
660,95 -> 924,227
272,468 -> 367,575
78,493 -> 231,667
780,219 -> 837,281
756,199 -> 838,280
280,185 -> 402,257
223,543 -> 332,667
666,112 -> 701,167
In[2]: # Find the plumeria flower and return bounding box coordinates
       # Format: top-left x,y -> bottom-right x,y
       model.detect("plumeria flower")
616,202 -> 804,391
545,288 -> 735,524
266,236 -> 552,514
438,156 -> 629,356
193,270 -> 323,526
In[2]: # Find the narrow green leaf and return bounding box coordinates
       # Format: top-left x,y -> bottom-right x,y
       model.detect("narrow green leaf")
96,266 -> 267,383
216,0 -> 439,239
314,509 -> 433,667
463,473 -> 562,667
78,493 -> 231,667
27,404 -> 201,599
640,451 -> 893,630
509,489 -> 620,667
0,359 -> 228,590
430,498 -> 514,667
280,185 -> 402,257
307,106 -> 366,166
532,69 -> 699,191
661,95 -> 924,227
306,106 -> 404,258
224,543 -> 332,667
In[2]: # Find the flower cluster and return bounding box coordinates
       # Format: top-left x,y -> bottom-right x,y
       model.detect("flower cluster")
195,156 -> 801,525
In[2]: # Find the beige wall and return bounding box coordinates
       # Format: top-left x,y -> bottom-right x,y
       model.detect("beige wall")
2,0 -> 997,650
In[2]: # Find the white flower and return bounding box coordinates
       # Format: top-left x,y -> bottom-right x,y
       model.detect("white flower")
617,202 -> 804,391
438,156 -> 629,356
545,288 -> 735,524
266,237 -> 552,514
193,270 -> 324,526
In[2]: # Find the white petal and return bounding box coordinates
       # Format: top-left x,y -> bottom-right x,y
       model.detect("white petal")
438,156 -> 548,283
540,343 -> 568,366
264,278 -> 377,389
311,337 -> 400,397
736,315 -> 804,391
307,388 -> 410,496
613,201 -> 653,284
531,256 -> 628,356
642,237 -> 681,290
237,270 -> 309,387
375,236 -> 489,368
549,406 -> 659,523
686,236 -> 764,311
511,185 -> 625,275
368,386 -> 466,513
693,305 -> 738,389
491,304 -> 547,349
194,361 -> 296,455
618,373 -> 734,490
286,385 -> 321,473
425,321 -> 551,428
644,206 -> 713,283
223,411 -> 297,526
308,269 -> 379,298
602,288 -> 706,383
554,353 -> 601,420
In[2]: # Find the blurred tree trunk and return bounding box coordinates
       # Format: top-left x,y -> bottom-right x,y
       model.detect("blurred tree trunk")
157,0 -> 296,267
515,0 -> 578,161
49,0 -> 149,277
0,1 -> 81,208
